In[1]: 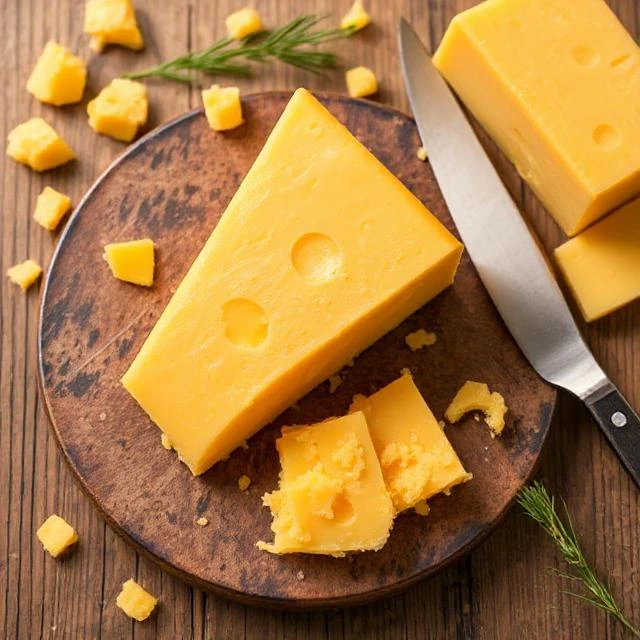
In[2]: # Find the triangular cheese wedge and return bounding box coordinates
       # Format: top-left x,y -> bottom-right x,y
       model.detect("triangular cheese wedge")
122,88 -> 463,475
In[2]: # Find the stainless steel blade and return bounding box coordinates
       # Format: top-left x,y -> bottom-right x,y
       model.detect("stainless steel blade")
398,18 -> 607,400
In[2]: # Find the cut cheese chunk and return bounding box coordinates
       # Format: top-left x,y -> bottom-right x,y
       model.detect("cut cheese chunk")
7,118 -> 75,171
36,514 -> 78,557
257,412 -> 394,555
433,0 -> 640,236
202,85 -> 243,132
554,197 -> 640,322
33,186 -> 72,230
84,0 -> 144,51
6,259 -> 42,290
104,238 -> 154,286
350,374 -> 471,512
225,8 -> 263,40
445,380 -> 507,436
122,88 -> 463,475
116,579 -> 157,621
405,328 -> 436,351
345,66 -> 378,98
341,1 -> 370,32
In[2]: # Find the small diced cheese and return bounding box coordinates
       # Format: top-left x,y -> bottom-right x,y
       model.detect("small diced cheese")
87,78 -> 148,142
160,433 -> 173,450
554,197 -> 640,321
405,329 -> 436,351
414,500 -> 430,516
84,0 -> 144,51
27,42 -> 87,106
225,8 -> 263,40
202,85 -> 243,132
328,373 -> 342,393
196,516 -> 209,526
238,475 -> 251,491
341,1 -> 371,31
445,380 -> 507,436
116,579 -> 157,621
7,118 -> 75,171
33,187 -> 72,231
345,66 -> 378,98
104,238 -> 154,286
36,514 -> 78,557
6,260 -> 43,290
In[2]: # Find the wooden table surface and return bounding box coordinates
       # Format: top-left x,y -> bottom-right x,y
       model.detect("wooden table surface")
1,0 -> 638,638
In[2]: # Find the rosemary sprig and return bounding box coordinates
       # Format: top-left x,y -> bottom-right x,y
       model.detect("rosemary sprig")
518,481 -> 640,638
124,15 -> 355,83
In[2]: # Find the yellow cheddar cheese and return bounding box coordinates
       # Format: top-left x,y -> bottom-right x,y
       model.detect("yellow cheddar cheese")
433,0 -> 640,236
27,42 -> 87,106
7,118 -> 75,172
445,381 -> 507,436
202,85 -> 243,132
554,197 -> 640,322
225,8 -> 263,40
84,0 -> 144,51
104,238 -> 154,286
88,78 -> 148,142
345,66 -> 378,98
341,1 -> 370,31
116,579 -> 157,621
405,328 -> 436,351
258,413 -> 394,555
6,259 -> 42,290
33,187 -> 72,231
350,374 -> 471,513
122,88 -> 463,475
238,475 -> 251,491
36,514 -> 78,557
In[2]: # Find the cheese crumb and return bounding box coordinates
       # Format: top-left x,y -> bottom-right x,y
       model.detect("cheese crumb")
341,0 -> 371,31
405,329 -> 437,351
99,412 -> 107,421
328,373 -> 343,393
416,146 -> 428,162
296,570 -> 305,581
36,514 -> 78,558
445,380 -> 508,436
399,367 -> 412,377
345,66 -> 378,98
6,260 -> 42,290
196,517 -> 209,526
438,420 -> 445,429
161,434 -> 173,450
240,439 -> 249,450
116,579 -> 157,621
414,500 -> 430,516
238,475 -> 251,492
346,358 -> 355,367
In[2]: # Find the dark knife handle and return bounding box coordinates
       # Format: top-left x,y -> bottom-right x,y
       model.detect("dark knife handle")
584,382 -> 640,490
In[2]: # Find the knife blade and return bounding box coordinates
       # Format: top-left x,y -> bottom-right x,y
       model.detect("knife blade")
398,18 -> 640,488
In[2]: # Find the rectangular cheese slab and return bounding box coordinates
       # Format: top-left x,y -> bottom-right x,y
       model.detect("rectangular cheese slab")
122,88 -> 463,475
257,412 -> 394,555
433,0 -> 640,236
350,373 -> 471,512
554,197 -> 640,322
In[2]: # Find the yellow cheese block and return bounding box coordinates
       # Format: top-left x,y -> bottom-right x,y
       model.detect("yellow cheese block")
104,238 -> 154,286
122,88 -> 463,475
116,579 -> 157,621
6,259 -> 42,290
36,514 -> 78,558
84,0 -> 144,51
341,1 -> 370,32
554,197 -> 640,322
345,66 -> 378,98
257,412 -> 394,555
350,374 -> 471,512
433,0 -> 640,236
225,8 -> 263,40
445,381 -> 507,436
33,186 -> 72,231
7,118 -> 75,171
202,85 -> 243,132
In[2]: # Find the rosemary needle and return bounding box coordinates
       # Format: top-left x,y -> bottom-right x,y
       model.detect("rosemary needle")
518,482 -> 640,638
124,15 -> 355,83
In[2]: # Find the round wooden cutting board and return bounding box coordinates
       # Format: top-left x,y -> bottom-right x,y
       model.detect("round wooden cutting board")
38,92 -> 556,609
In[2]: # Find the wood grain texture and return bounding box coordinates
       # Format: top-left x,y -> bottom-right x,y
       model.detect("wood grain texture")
0,0 -> 638,637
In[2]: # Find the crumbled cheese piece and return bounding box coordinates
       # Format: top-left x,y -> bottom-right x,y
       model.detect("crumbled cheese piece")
240,439 -> 249,450
196,516 -> 209,526
438,420 -> 445,429
238,475 -> 251,492
27,41 -> 87,106
7,118 -> 75,171
36,514 -> 78,557
341,0 -> 370,31
103,238 -> 154,286
328,373 -> 342,393
99,412 -> 107,421
345,66 -> 378,98
473,414 -> 480,422
414,500 -> 430,516
399,367 -> 412,377
6,260 -> 42,290
116,579 -> 157,621
84,0 -> 144,51
346,358 -> 355,367
33,187 -> 72,231
445,380 -> 508,436
202,85 -> 243,132
296,570 -> 305,581
161,434 -> 173,450
405,329 -> 437,351
416,146 -> 428,162
225,8 -> 263,40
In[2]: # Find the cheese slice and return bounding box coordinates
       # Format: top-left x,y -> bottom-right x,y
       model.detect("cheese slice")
122,88 -> 463,475
350,374 -> 471,512
433,0 -> 640,236
257,412 -> 394,555
554,197 -> 640,322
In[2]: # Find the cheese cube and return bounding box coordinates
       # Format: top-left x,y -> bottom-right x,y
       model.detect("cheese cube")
6,259 -> 43,290
84,0 -> 144,51
7,118 -> 75,171
433,0 -> 640,236
104,238 -> 154,286
36,514 -> 78,557
202,85 -> 243,132
257,413 -> 394,555
445,381 -> 507,436
345,66 -> 378,98
554,197 -> 640,322
225,8 -> 263,40
121,88 -> 463,475
116,579 -> 157,621
341,1 -> 370,31
350,374 -> 471,512
27,42 -> 87,106
33,187 -> 72,231
88,79 -> 148,142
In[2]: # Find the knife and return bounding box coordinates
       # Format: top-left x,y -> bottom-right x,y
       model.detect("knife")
398,18 -> 640,489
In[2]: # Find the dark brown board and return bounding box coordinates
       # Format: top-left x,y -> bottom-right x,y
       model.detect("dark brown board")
37,92 -> 556,609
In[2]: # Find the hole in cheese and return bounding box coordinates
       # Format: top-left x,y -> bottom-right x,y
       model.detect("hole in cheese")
221,298 -> 268,348
572,45 -> 599,67
330,493 -> 356,525
291,233 -> 342,283
593,124 -> 621,150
